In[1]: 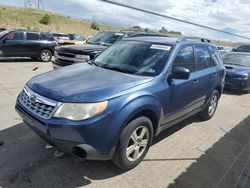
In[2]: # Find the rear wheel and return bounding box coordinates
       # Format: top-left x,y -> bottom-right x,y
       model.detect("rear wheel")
40,50 -> 52,62
112,117 -> 153,170
200,90 -> 219,120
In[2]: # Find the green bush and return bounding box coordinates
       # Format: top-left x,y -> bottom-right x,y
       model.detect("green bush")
39,14 -> 51,25
90,22 -> 100,30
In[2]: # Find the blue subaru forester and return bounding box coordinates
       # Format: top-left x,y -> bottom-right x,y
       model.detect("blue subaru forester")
16,36 -> 225,170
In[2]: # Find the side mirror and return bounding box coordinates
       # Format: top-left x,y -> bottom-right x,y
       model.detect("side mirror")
172,67 -> 190,80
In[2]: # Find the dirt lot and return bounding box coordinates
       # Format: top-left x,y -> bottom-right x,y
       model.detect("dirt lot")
0,59 -> 250,188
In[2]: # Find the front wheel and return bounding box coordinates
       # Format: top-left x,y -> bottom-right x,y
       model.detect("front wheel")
112,117 -> 153,170
200,90 -> 219,120
40,50 -> 52,62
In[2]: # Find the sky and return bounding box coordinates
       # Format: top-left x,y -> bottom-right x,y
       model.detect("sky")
1,0 -> 250,42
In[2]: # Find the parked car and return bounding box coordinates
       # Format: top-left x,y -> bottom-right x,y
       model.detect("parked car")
232,45 -> 250,53
52,33 -> 70,45
16,36 -> 225,170
0,30 -> 57,62
222,52 -> 250,93
0,28 -> 6,32
52,30 -> 166,69
68,34 -> 86,45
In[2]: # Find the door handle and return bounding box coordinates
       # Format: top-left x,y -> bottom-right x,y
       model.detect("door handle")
192,79 -> 199,84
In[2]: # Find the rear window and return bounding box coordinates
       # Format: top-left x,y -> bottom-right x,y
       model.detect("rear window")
210,46 -> 222,66
41,33 -> 54,41
196,46 -> 212,70
26,32 -> 41,40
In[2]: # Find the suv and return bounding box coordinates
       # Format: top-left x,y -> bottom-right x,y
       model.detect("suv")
52,30 -> 165,68
16,36 -> 225,170
0,30 -> 57,62
232,45 -> 250,53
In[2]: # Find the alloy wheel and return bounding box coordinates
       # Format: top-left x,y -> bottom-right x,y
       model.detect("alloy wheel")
126,126 -> 149,162
208,95 -> 218,116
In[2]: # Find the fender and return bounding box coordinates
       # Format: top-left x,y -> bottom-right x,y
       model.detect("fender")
105,92 -> 163,151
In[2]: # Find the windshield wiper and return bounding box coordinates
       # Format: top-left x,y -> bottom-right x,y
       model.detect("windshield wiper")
88,61 -> 101,67
101,65 -> 134,74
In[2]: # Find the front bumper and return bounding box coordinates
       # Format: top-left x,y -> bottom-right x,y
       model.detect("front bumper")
52,59 -> 69,69
15,101 -> 117,160
225,77 -> 250,92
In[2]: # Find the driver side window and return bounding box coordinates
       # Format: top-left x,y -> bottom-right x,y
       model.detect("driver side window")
172,46 -> 195,72
4,32 -> 24,41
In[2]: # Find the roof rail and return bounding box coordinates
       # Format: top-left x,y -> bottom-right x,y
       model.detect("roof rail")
179,36 -> 212,43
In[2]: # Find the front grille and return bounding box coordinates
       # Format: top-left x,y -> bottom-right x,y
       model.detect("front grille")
55,51 -> 90,65
19,86 -> 58,119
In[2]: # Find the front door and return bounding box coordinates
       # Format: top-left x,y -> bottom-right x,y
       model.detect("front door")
163,45 -> 200,124
1,31 -> 25,57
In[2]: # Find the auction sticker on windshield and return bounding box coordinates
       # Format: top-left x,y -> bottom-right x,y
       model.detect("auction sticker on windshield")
150,44 -> 171,51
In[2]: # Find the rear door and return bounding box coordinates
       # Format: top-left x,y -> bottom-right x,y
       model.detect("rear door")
193,45 -> 216,106
1,31 -> 25,57
23,32 -> 43,57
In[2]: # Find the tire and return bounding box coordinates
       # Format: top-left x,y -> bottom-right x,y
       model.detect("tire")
40,50 -> 52,62
199,90 -> 219,120
112,117 -> 153,170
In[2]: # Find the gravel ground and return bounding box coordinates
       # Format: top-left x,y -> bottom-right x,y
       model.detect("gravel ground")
0,59 -> 250,188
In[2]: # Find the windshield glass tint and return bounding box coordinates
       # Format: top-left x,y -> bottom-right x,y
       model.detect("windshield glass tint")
89,32 -> 124,46
93,41 -> 172,76
223,53 -> 250,67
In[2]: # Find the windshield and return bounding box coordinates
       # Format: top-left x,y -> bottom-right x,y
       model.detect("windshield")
0,30 -> 9,38
91,41 -> 172,76
69,34 -> 85,41
88,32 -> 124,46
222,53 -> 250,67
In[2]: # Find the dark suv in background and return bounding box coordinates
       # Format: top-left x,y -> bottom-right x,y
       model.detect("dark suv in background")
16,36 -> 225,170
232,45 -> 250,53
52,30 -> 165,68
0,30 -> 57,62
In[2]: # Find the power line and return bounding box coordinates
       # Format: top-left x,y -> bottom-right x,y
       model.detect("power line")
100,0 -> 250,40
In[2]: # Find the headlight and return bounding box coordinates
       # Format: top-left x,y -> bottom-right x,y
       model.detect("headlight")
75,54 -> 90,62
53,101 -> 108,121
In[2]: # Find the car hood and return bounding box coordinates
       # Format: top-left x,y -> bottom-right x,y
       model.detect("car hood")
225,64 -> 250,76
27,64 -> 153,102
56,44 -> 108,55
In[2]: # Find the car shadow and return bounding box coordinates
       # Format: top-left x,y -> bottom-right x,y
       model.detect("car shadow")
152,114 -> 202,145
0,115 -> 202,187
223,89 -> 246,96
0,58 -> 50,63
168,115 -> 250,188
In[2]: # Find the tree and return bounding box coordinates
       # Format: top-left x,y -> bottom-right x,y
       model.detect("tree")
39,14 -> 51,25
131,25 -> 142,31
91,22 -> 100,30
159,26 -> 168,34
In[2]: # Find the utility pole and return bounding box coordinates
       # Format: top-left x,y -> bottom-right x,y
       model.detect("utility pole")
24,0 -> 45,10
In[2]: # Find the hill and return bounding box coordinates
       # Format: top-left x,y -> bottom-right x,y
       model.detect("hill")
0,6 -> 244,47
0,6 -> 126,35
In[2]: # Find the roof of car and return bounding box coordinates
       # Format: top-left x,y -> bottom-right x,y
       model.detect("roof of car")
223,52 -> 250,56
122,36 -> 216,46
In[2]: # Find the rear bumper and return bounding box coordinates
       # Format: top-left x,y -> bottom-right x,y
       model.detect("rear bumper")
15,102 -> 117,160
225,78 -> 250,91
